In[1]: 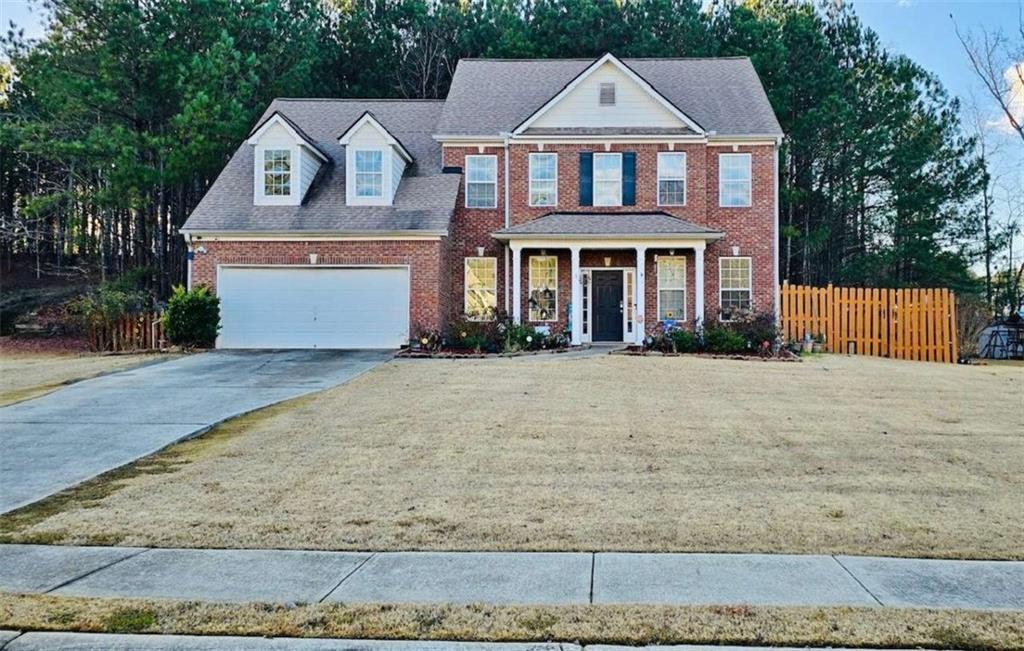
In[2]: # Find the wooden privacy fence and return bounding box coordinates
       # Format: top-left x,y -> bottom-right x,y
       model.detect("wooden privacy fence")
89,312 -> 166,352
780,284 -> 958,363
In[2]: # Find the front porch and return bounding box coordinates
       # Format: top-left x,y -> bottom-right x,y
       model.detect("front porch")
494,213 -> 723,345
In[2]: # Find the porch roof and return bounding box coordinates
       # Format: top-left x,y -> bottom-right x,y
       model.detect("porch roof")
492,211 -> 723,241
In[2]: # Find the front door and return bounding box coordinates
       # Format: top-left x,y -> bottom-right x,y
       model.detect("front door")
592,270 -> 624,342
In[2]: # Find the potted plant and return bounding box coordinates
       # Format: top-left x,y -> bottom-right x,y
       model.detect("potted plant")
812,333 -> 825,353
801,332 -> 814,354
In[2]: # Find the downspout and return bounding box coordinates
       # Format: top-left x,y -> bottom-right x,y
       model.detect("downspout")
185,232 -> 194,291
502,131 -> 512,313
773,138 -> 781,321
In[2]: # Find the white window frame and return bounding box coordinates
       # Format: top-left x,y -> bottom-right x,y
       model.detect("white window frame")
255,146 -> 298,205
465,154 -> 498,209
528,255 -> 558,322
528,152 -> 558,207
353,149 -> 385,199
657,152 -> 687,206
657,256 -> 687,322
719,256 -> 753,321
719,153 -> 752,208
464,257 -> 498,321
593,152 -> 622,207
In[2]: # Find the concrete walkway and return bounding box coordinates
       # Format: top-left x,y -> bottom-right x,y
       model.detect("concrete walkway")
0,633 -> 919,651
0,350 -> 391,513
1,545 -> 1021,610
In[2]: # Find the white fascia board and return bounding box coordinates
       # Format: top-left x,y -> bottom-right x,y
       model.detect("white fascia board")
247,113 -> 329,163
511,53 -> 706,136
340,113 -> 413,163
435,135 -> 506,145
510,134 -> 708,145
494,234 -> 723,247
181,230 -> 446,241
707,134 -> 784,146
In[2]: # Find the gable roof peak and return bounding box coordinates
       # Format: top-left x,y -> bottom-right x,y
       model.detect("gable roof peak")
337,110 -> 414,163
246,111 -> 330,163
510,52 -> 706,136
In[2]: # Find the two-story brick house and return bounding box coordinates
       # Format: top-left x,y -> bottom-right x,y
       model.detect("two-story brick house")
182,53 -> 782,349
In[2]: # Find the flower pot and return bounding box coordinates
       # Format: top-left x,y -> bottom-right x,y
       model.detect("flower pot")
802,341 -> 814,353
812,343 -> 823,353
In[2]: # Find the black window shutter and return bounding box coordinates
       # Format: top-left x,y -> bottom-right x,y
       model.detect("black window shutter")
579,152 -> 593,206
622,152 -> 636,206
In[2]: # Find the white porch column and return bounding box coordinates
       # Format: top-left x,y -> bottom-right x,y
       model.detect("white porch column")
570,246 -> 582,345
511,244 -> 523,324
694,245 -> 705,330
635,245 -> 647,344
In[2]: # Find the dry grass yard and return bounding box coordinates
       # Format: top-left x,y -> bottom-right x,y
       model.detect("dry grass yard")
1,354 -> 1021,558
2,594 -> 1022,649
0,351 -> 169,406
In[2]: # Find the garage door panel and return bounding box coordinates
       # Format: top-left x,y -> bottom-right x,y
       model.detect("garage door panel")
218,266 -> 409,349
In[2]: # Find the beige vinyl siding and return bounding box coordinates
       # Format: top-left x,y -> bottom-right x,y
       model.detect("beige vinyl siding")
530,62 -> 684,129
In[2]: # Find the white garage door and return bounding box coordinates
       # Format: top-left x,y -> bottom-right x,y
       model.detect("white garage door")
218,266 -> 409,349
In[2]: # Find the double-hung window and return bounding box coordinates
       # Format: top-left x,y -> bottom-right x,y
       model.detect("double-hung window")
593,152 -> 622,206
657,257 -> 686,321
719,257 -> 752,320
719,153 -> 752,207
354,150 -> 384,198
263,149 -> 292,196
465,155 -> 497,208
529,153 -> 557,207
528,256 -> 558,322
657,152 -> 686,206
464,257 -> 497,321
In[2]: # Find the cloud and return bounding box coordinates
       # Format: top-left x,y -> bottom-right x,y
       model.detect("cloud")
896,0 -> 914,7
1003,61 -> 1024,131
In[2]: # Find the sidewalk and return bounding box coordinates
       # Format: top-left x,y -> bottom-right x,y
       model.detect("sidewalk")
0,632 -> 928,651
1,544 -> 1021,610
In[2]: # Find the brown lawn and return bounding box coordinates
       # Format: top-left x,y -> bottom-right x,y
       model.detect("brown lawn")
1,353 -> 1021,558
0,351 -> 171,406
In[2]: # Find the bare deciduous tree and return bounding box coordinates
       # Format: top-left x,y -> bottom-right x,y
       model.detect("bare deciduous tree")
955,8 -> 1024,143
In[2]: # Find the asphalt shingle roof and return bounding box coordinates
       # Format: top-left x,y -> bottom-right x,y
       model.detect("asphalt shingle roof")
183,99 -> 457,234
437,57 -> 782,137
493,212 -> 723,238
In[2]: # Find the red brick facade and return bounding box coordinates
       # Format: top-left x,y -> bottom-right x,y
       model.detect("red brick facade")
447,141 -> 777,336
189,239 -> 449,334
196,142 -> 776,344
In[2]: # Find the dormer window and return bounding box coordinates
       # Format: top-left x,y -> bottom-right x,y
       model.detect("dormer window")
354,150 -> 384,198
339,111 -> 414,206
599,82 -> 616,106
247,112 -> 329,206
263,149 -> 292,196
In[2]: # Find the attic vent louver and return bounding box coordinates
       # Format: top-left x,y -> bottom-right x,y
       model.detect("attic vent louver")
599,82 -> 616,106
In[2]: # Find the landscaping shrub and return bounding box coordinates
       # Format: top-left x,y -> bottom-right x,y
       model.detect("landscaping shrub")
725,311 -> 779,351
703,324 -> 746,354
447,317 -> 498,353
669,327 -> 699,353
163,285 -> 220,348
503,322 -> 545,352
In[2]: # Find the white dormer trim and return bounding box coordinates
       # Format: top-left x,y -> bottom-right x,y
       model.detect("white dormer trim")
338,112 -> 413,163
253,144 -> 301,206
247,112 -> 329,163
511,53 -> 706,136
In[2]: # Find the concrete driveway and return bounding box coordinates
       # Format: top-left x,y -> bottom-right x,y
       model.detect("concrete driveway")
0,350 -> 391,513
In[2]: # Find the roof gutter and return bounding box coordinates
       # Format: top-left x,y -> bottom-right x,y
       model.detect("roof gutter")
491,231 -> 725,241
181,229 -> 448,240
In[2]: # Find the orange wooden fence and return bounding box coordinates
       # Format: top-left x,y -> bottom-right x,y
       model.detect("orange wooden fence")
780,284 -> 958,363
89,312 -> 166,352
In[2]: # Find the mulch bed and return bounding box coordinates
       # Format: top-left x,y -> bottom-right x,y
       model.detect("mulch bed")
396,347 -> 574,359
613,346 -> 802,362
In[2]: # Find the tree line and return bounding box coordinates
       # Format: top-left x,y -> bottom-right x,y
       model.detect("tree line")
0,0 -> 1019,311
